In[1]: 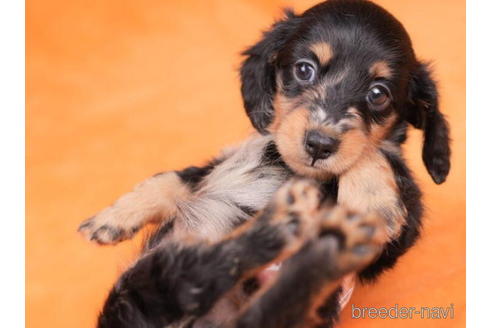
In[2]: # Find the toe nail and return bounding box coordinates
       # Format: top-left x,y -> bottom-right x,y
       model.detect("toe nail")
78,222 -> 92,231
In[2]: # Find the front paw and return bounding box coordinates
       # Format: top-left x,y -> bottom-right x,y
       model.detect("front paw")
317,206 -> 386,276
78,208 -> 141,245
268,178 -> 323,249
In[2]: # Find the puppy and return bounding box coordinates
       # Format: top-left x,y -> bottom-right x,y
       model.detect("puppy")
79,0 -> 451,327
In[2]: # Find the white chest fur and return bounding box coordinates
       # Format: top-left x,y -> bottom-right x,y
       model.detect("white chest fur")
174,135 -> 290,241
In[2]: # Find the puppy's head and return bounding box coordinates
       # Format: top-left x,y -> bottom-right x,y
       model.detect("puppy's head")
240,0 -> 450,183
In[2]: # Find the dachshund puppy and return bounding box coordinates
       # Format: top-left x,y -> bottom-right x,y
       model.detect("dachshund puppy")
79,0 -> 451,326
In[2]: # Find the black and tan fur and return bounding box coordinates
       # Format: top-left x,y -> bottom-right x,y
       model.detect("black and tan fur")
78,1 -> 451,327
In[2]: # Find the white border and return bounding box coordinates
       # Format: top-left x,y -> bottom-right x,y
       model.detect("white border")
0,0 -> 25,326
467,0 -> 491,327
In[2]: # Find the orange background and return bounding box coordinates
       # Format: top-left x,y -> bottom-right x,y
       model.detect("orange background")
26,0 -> 465,327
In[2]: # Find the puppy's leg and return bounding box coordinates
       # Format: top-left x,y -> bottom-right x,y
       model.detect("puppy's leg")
97,179 -> 321,328
78,154 -> 227,245
235,206 -> 386,328
78,171 -> 192,244
358,150 -> 423,282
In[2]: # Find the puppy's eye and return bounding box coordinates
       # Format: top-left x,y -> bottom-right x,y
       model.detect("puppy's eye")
294,60 -> 316,83
366,83 -> 392,110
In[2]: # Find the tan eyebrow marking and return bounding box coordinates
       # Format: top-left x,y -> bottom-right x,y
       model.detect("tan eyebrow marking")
310,42 -> 333,65
369,61 -> 392,79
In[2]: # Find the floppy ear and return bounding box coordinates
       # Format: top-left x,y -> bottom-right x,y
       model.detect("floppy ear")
407,62 -> 451,184
240,10 -> 299,134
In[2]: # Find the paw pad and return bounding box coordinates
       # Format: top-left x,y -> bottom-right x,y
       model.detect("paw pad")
318,206 -> 386,274
78,213 -> 140,245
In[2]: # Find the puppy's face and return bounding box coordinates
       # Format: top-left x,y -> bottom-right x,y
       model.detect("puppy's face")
270,22 -> 406,178
241,0 -> 451,183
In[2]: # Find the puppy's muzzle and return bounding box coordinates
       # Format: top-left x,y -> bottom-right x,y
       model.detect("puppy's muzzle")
305,130 -> 340,165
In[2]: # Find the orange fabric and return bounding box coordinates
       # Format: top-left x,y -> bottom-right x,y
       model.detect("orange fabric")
26,0 -> 465,327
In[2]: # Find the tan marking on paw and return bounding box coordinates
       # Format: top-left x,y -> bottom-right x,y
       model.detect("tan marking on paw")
262,178 -> 322,262
273,178 -> 321,218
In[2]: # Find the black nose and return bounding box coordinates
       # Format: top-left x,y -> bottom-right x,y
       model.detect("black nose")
305,130 -> 339,162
